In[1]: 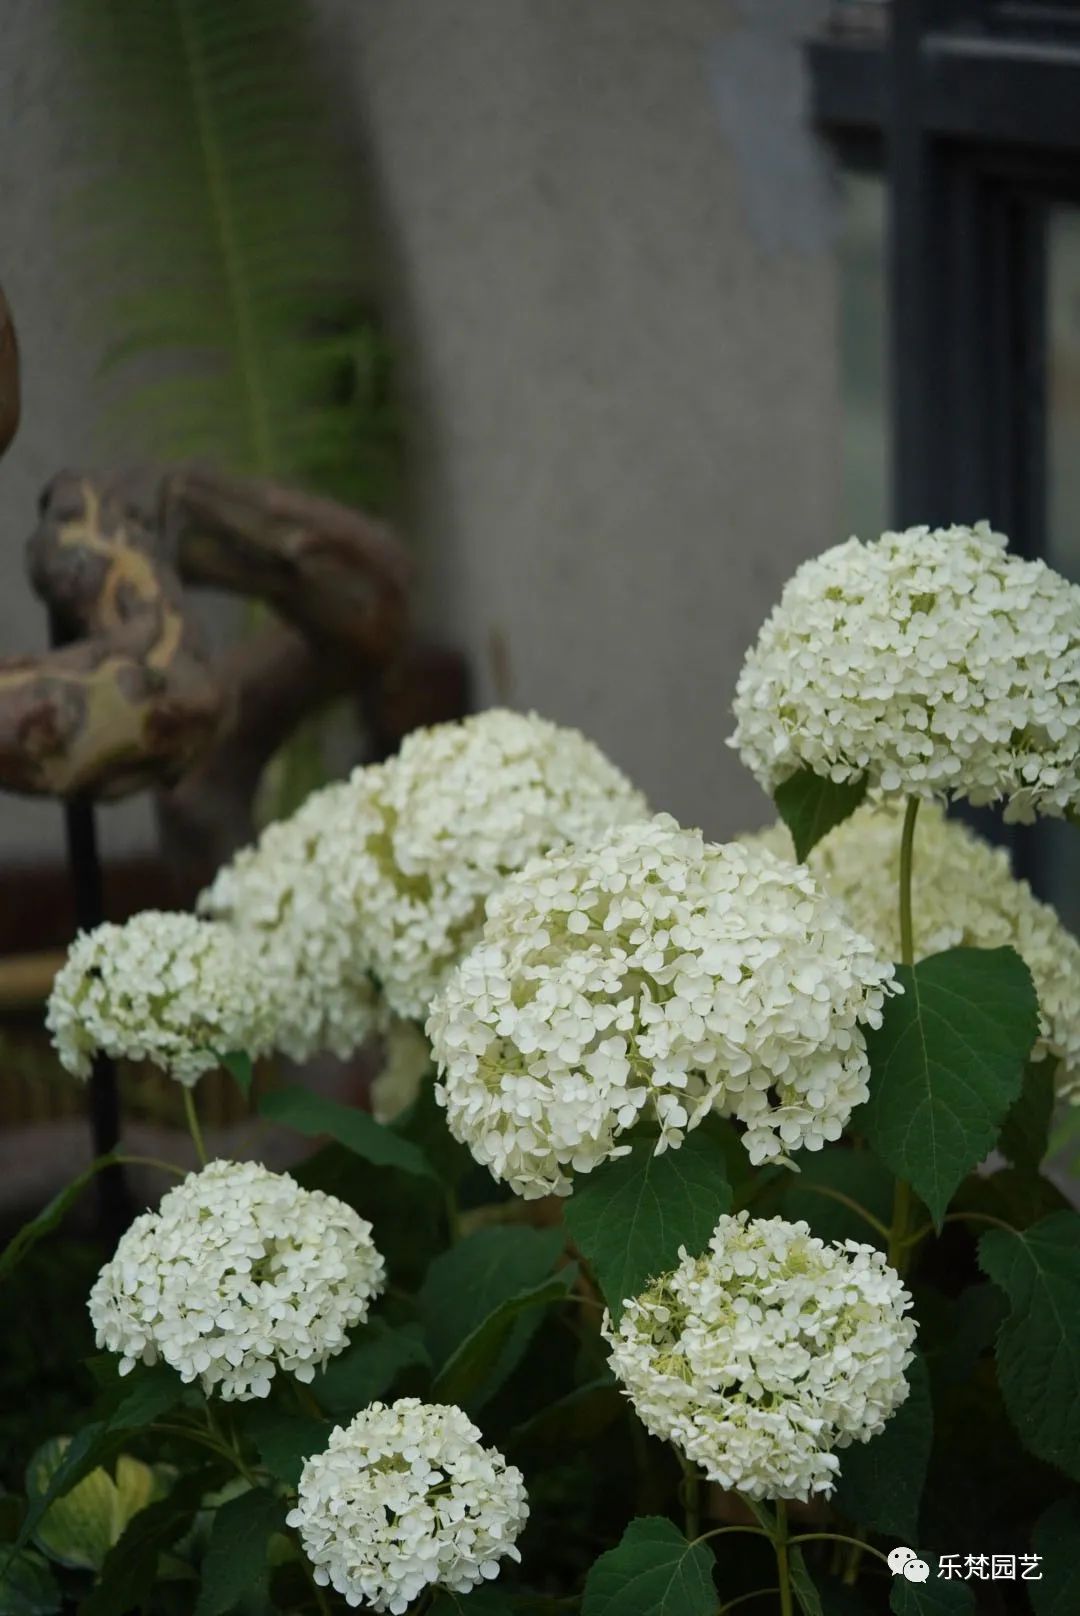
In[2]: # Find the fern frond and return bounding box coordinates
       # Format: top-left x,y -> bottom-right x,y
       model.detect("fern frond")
58,0 -> 398,511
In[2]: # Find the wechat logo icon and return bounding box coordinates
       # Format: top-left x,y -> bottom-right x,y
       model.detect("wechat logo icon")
888,1547 -> 931,1583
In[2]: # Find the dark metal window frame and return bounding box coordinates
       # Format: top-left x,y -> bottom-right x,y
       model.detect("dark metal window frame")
808,1 -> 1080,889
809,0 -> 1080,552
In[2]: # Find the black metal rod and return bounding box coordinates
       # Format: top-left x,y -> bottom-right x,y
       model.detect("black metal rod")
48,610 -> 131,1239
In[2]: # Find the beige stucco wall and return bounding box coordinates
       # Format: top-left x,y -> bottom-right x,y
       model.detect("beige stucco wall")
0,0 -> 841,863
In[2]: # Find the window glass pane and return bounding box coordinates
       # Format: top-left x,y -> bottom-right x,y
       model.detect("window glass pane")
1043,206 -> 1080,931
839,170 -> 889,538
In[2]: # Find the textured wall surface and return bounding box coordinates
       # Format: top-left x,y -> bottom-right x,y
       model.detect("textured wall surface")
0,0 -> 840,861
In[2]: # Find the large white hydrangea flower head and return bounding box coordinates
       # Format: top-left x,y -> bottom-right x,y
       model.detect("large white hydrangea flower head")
730,523 -> 1080,821
200,710 -> 646,1054
46,910 -> 275,1086
287,1399 -> 529,1613
89,1160 -> 385,1399
355,708 -> 649,1020
427,814 -> 896,1196
743,799 -> 1080,1101
198,778 -> 387,1062
604,1212 -> 916,1501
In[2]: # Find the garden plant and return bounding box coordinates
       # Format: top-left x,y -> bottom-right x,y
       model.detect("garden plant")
3,522 -> 1080,1616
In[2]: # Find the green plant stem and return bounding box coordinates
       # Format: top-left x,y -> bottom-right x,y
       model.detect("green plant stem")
898,795 -> 920,967
774,1501 -> 793,1616
184,1087 -> 208,1165
691,1525 -> 770,1546
116,1154 -> 188,1178
797,1184 -> 891,1242
902,1207 -> 1018,1250
680,1455 -> 701,1540
789,1532 -> 891,1568
717,1591 -> 780,1615
888,795 -> 921,1275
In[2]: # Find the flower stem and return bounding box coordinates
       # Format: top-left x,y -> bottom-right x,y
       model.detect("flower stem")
679,1454 -> 701,1540
774,1501 -> 794,1616
888,796 -> 920,1275
789,1532 -> 891,1568
898,795 -> 920,968
183,1087 -> 208,1166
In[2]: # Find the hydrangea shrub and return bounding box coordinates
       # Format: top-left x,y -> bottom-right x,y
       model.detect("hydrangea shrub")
6,532 -> 1080,1615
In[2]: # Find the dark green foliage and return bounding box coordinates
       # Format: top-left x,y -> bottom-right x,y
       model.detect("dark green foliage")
774,770 -> 869,861
861,946 -> 1039,1223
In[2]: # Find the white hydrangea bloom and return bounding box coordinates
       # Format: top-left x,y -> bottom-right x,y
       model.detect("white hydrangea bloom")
202,710 -> 646,1052
198,779 -> 387,1062
88,1160 -> 385,1400
428,815 -> 896,1196
604,1212 -> 916,1501
371,1019 -> 435,1124
730,523 -> 1080,822
356,709 -> 649,1021
46,910 -> 275,1087
287,1399 -> 529,1613
743,799 -> 1080,1102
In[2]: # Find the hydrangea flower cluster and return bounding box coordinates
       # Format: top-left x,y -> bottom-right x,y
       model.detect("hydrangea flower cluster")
199,778 -> 387,1061
200,710 -> 647,1056
744,799 -> 1080,1100
287,1399 -> 529,1613
46,910 -> 275,1086
427,815 -> 896,1196
351,708 -> 649,1021
603,1212 -> 916,1500
88,1160 -> 385,1399
730,523 -> 1080,821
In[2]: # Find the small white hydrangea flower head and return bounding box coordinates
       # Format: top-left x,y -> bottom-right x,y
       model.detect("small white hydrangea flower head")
427,814 -> 896,1196
88,1160 -> 385,1399
603,1211 -> 916,1501
198,778 -> 387,1062
46,910 -> 275,1087
744,799 -> 1080,1101
287,1398 -> 529,1613
356,709 -> 649,1021
730,523 -> 1080,822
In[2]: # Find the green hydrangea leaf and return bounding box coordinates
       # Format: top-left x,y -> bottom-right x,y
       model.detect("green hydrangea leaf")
8,1368 -> 182,1573
789,1549 -> 823,1616
308,1319 -> 430,1418
194,1488 -> 285,1616
774,770 -> 868,862
433,1269 -> 576,1411
26,1441 -> 117,1571
862,946 -> 1039,1224
259,1087 -> 434,1179
890,1579 -> 975,1614
81,1470 -> 215,1616
1031,1496 -> 1080,1615
427,1590 -> 516,1614
218,1051 -> 253,1096
582,1516 -> 716,1616
0,1154 -> 121,1283
239,1410 -> 329,1489
998,1055 -> 1057,1176
0,1549 -> 61,1616
509,1376 -> 623,1453
832,1351 -> 931,1541
419,1226 -> 564,1394
779,1144 -> 894,1250
978,1212 -> 1080,1481
564,1129 -> 732,1322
